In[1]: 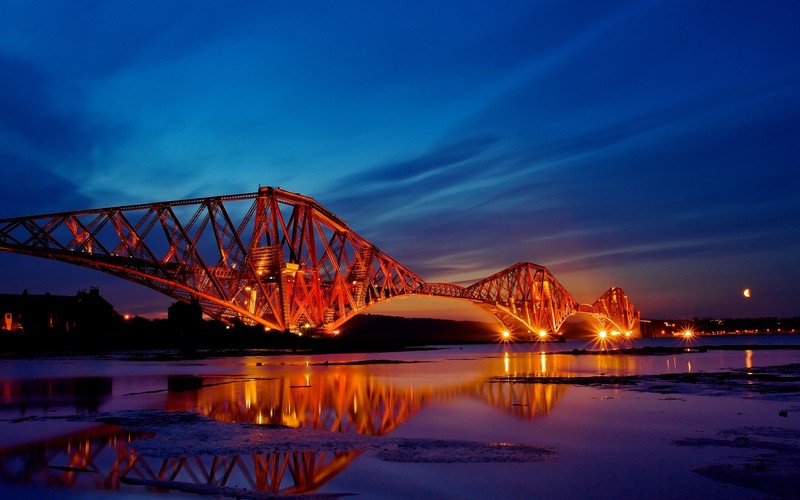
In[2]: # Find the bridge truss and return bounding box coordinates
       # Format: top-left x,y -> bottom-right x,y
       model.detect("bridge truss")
0,186 -> 639,335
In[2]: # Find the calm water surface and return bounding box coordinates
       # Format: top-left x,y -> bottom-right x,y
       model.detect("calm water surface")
1,335 -> 798,499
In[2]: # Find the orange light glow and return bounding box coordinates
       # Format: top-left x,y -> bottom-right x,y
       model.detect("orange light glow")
123,314 -> 131,321
682,330 -> 693,338
538,330 -> 548,338
598,330 -> 607,339
502,331 -> 511,340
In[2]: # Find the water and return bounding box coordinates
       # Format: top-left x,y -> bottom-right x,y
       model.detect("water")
1,335 -> 799,498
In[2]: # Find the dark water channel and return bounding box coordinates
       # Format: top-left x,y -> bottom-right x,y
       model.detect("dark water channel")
1,335 -> 799,499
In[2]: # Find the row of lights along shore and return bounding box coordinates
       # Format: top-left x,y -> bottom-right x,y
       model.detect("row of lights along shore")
499,328 -> 694,343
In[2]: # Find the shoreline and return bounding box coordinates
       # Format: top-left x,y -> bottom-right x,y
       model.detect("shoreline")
3,337 -> 800,361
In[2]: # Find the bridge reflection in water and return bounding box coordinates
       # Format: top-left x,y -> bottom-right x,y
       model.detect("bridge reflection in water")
0,352 -> 634,495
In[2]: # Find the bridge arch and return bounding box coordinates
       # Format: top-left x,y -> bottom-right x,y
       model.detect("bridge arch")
0,186 -> 640,336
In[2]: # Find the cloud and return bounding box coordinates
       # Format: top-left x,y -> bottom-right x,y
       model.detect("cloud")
344,135 -> 500,185
0,54 -> 87,155
0,53 -> 101,215
0,154 -> 91,217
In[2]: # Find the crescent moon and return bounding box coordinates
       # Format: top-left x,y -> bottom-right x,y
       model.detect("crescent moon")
743,288 -> 751,298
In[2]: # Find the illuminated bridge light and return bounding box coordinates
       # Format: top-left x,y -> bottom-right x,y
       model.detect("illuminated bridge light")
598,330 -> 607,339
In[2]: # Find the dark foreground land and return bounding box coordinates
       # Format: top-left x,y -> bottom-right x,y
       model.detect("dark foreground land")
0,314 -> 503,358
3,313 -> 800,359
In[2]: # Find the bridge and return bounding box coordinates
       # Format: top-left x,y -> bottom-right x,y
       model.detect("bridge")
0,186 -> 639,336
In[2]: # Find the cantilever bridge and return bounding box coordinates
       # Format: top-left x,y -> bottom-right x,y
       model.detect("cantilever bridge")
0,186 -> 639,336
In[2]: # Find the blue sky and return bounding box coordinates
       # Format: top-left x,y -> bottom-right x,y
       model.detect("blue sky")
1,0 -> 798,319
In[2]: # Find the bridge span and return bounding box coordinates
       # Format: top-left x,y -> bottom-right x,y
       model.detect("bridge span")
0,186 -> 639,337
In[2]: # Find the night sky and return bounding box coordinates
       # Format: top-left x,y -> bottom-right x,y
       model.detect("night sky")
1,1 -> 798,320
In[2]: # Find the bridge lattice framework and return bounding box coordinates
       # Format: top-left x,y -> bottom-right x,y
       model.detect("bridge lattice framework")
0,187 -> 639,335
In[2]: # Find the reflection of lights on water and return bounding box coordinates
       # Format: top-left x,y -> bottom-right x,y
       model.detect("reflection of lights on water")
745,349 -> 753,369
687,361 -> 692,372
540,352 -> 547,374
504,352 -> 510,374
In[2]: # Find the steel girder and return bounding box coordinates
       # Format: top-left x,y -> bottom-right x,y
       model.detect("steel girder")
0,187 -> 425,332
454,262 -> 579,333
0,186 -> 640,335
591,286 -> 641,335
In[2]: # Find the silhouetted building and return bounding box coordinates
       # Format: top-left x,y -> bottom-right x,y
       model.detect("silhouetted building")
0,287 -> 117,335
168,299 -> 203,326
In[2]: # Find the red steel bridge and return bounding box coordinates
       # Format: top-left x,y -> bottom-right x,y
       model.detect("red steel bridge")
0,186 -> 639,336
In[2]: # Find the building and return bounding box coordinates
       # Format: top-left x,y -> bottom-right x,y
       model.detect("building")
0,287 -> 117,335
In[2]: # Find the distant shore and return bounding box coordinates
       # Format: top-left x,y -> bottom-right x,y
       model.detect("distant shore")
2,331 -> 799,361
